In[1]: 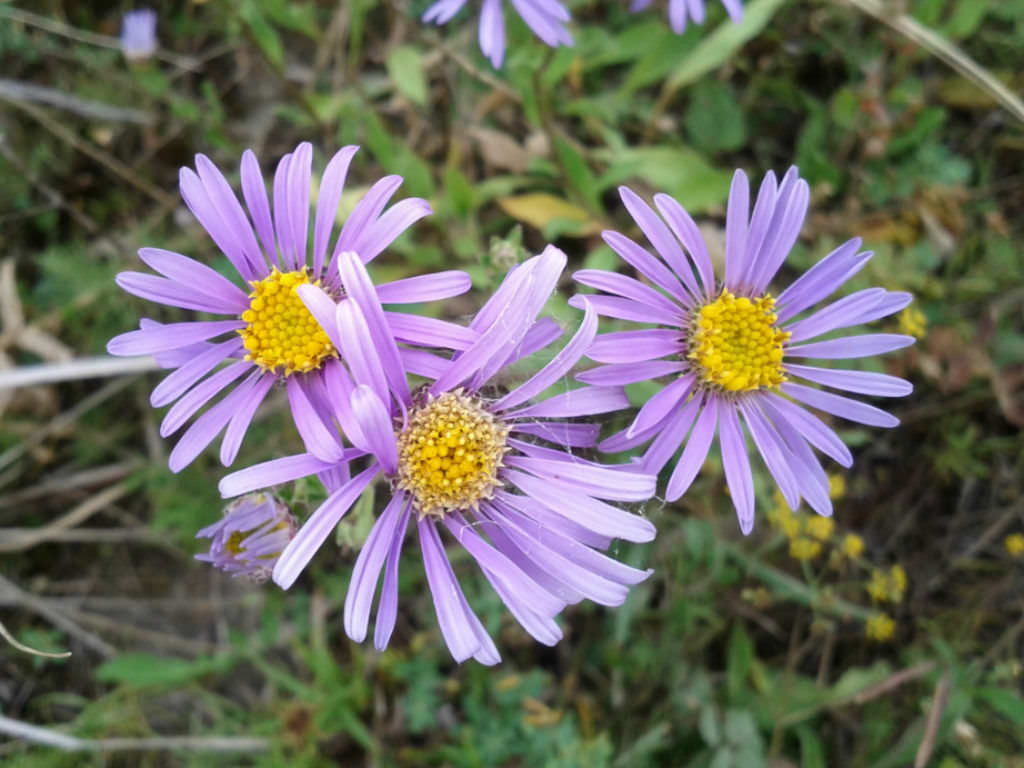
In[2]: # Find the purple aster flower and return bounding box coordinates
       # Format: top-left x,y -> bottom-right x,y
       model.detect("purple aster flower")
121,9 -> 158,60
196,493 -> 297,582
108,143 -> 473,472
629,0 -> 743,33
573,168 -> 915,534
219,247 -> 656,664
423,0 -> 573,69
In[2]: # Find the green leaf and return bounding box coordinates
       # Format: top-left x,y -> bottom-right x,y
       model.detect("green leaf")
664,0 -> 789,94
555,138 -> 601,212
726,624 -> 754,701
594,146 -> 732,214
795,725 -> 827,768
386,45 -> 429,106
96,653 -> 233,687
239,0 -> 284,70
685,80 -> 747,154
976,686 -> 1024,725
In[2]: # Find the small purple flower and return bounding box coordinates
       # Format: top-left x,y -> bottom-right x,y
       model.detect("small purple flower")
196,493 -> 297,582
121,9 -> 158,60
629,0 -> 743,33
423,0 -> 573,69
573,168 -> 914,534
220,247 -> 656,664
108,143 -> 472,472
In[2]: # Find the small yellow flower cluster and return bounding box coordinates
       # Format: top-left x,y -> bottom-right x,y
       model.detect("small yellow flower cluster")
865,613 -> 896,642
1006,533 -> 1024,558
765,489 -> 838,562
897,306 -> 927,339
840,533 -> 864,559
866,565 -> 907,604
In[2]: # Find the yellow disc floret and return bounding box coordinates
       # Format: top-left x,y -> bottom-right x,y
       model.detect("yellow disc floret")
238,268 -> 334,375
688,291 -> 789,392
395,390 -> 509,518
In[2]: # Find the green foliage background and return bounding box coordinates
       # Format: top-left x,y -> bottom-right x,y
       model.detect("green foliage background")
1,1 -> 1023,766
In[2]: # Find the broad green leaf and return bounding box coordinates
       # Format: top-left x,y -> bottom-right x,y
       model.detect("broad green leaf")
96,653 -> 233,686
387,45 -> 429,106
594,146 -> 731,214
239,0 -> 284,70
664,0 -> 789,95
976,686 -> 1024,725
685,80 -> 747,154
726,624 -> 754,701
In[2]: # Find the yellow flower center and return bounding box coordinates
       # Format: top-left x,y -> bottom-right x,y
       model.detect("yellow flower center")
238,268 -> 334,376
395,391 -> 509,518
688,291 -> 790,392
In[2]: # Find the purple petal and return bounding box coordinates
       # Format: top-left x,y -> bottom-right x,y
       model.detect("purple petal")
116,272 -> 238,314
495,489 -> 611,550
137,247 -> 251,308
240,150 -> 277,269
296,283 -> 343,351
508,0 -> 573,47
108,320 -> 244,356
478,0 -> 506,67
576,360 -> 685,386
495,300 -> 597,411
169,369 -> 261,472
786,333 -> 916,360
506,455 -> 655,501
618,186 -> 699,302
785,288 -> 887,343
375,271 -> 473,304
781,382 -> 900,428
853,291 -> 913,325
572,268 -> 683,317
718,404 -> 755,535
150,337 -> 243,407
785,364 -> 913,398
568,293 -> 680,326
665,396 -> 718,499
344,493 -> 405,642
220,452 -> 343,498
272,152 -> 295,270
511,420 -> 598,447
762,392 -> 853,467
505,385 -> 629,419
739,399 -> 800,510
332,175 -> 403,264
350,384 -> 399,473
641,393 -> 703,475
385,312 -> 477,351
160,360 -> 252,437
723,169 -> 750,291
400,348 -> 450,379
374,502 -> 410,650
629,374 -> 694,437
505,317 -> 564,367
322,359 -> 368,447
286,143 -> 312,270
423,0 -> 470,24
602,230 -> 687,304
220,372 -> 274,466
352,198 -> 433,264
749,172 -> 810,295
313,145 -> 359,276
762,402 -> 832,517
287,376 -> 346,462
335,300 -> 390,403
273,464 -> 381,589
586,329 -> 681,364
653,192 -> 716,299
775,239 -> 869,323
504,469 -> 656,543
598,421 -> 662,453
194,154 -> 266,277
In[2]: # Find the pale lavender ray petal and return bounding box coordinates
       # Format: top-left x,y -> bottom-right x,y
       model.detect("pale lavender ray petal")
762,392 -> 853,467
785,364 -> 913,398
344,493 -> 405,642
332,175 -> 404,262
509,0 -> 573,47
785,287 -> 887,343
641,393 -> 703,475
312,146 -> 359,276
418,517 -> 482,663
273,464 -> 381,589
567,293 -> 680,326
722,0 -> 744,21
353,199 -> 433,265
296,283 -> 343,351
318,462 -> 352,495
785,333 -> 916,360
478,0 -> 506,68
669,0 -> 689,33
219,452 -> 342,498
734,170 -> 778,293
511,420 -> 598,447
666,396 -> 718,500
169,369 -> 262,472
719,403 -> 755,534
108,320 -> 244,356
494,300 -> 597,411
336,300 -> 390,403
629,374 -> 694,437
194,154 -> 266,277
400,348 -> 449,379
745,167 -> 800,291
423,0 -> 469,24
598,420 -> 661,453
739,399 -> 800,509
495,489 -> 612,550
618,186 -> 700,301
775,239 -> 869,322
272,152 -> 296,271
220,372 -> 274,466
469,255 -> 536,333
375,271 -> 472,304
240,150 -> 278,269
323,359 -> 368,447
180,167 -> 256,282
576,360 -> 685,387
445,512 -> 564,618
781,382 -> 900,428
602,230 -> 688,304
160,360 -> 252,437
115,272 -> 236,314
750,177 -> 810,296
686,0 -> 705,23
286,142 -> 313,269
849,291 -> 912,326
760,400 -> 832,517
287,376 -> 346,462
505,317 -> 564,367
505,455 -> 655,501
654,193 -> 716,298
384,312 -> 477,351
586,329 -> 681,364
483,567 -> 562,645
505,385 -> 629,419
151,337 -> 243,408
723,169 -> 750,290
572,268 -> 683,317
350,384 -> 399,474
338,251 -> 410,403
505,469 -> 656,542
137,248 -> 251,308
374,501 -> 410,650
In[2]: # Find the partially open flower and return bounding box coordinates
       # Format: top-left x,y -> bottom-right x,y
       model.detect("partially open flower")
120,9 -> 158,61
196,494 -> 297,582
